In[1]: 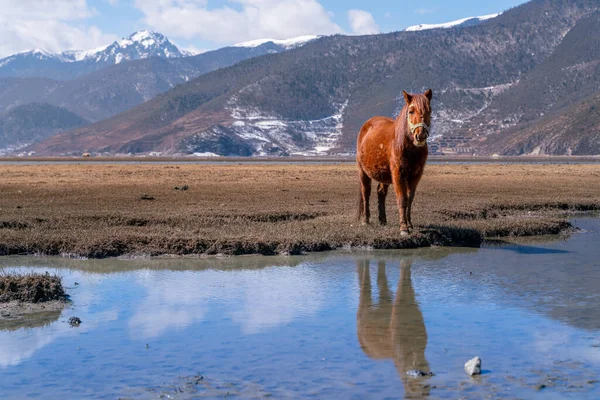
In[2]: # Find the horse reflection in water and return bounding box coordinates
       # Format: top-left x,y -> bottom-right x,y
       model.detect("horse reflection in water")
357,258 -> 430,398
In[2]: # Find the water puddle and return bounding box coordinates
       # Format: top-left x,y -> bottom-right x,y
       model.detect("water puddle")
1,218 -> 599,399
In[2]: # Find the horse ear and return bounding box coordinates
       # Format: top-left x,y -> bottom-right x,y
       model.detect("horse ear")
403,91 -> 412,105
424,89 -> 433,101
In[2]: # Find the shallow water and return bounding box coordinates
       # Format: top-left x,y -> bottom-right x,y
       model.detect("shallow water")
1,219 -> 599,399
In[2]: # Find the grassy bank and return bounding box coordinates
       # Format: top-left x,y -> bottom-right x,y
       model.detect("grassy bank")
0,272 -> 66,303
0,272 -> 67,327
0,163 -> 598,258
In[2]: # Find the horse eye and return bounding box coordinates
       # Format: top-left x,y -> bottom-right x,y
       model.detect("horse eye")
408,110 -> 414,114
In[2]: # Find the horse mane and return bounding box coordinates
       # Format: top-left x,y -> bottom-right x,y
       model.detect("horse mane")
395,94 -> 430,152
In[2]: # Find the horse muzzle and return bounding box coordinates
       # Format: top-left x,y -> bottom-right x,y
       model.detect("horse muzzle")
413,130 -> 429,147
408,119 -> 430,147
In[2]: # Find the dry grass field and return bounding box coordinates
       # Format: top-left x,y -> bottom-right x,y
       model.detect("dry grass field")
0,163 -> 599,258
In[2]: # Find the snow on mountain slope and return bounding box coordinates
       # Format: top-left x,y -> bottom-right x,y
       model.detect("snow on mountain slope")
232,35 -> 319,49
21,49 -> 57,59
405,13 -> 500,31
0,49 -> 62,66
0,30 -> 191,71
181,96 -> 347,156
62,30 -> 191,64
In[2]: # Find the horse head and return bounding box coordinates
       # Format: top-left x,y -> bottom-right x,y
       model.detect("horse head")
402,89 -> 433,148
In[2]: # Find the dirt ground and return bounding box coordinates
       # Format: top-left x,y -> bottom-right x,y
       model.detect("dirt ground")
0,163 -> 598,258
0,301 -> 66,329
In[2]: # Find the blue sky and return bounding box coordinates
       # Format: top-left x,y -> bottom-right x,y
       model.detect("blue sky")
0,0 -> 528,57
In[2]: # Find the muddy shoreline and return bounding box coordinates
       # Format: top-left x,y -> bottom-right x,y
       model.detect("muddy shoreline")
0,300 -> 67,332
0,163 -> 599,258
0,300 -> 67,318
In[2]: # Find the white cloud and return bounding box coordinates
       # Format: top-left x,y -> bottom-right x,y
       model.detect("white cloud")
415,8 -> 438,15
133,0 -> 343,45
348,9 -> 380,35
0,0 -> 92,20
0,0 -> 117,58
0,268 -> 120,368
127,266 -> 326,339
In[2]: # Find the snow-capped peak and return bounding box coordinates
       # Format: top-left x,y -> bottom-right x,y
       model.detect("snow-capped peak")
232,35 -> 319,49
16,48 -> 58,59
0,30 -> 192,67
0,48 -> 66,68
405,13 -> 500,32
28,49 -> 54,57
131,30 -> 155,42
62,44 -> 110,62
115,30 -> 165,50
71,30 -> 190,64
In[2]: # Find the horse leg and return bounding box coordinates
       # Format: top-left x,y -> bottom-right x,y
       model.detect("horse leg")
357,259 -> 372,306
406,173 -> 424,231
377,183 -> 389,225
358,167 -> 372,225
392,171 -> 410,235
406,187 -> 416,231
376,260 -> 392,303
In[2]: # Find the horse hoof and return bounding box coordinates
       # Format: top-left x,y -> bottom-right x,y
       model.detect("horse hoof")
400,230 -> 410,237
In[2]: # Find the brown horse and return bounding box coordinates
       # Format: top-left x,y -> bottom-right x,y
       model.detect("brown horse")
356,258 -> 431,398
356,89 -> 432,235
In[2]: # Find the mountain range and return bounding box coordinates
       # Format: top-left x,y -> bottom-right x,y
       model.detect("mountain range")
0,31 -> 318,151
0,31 -> 193,80
0,103 -> 87,155
30,0 -> 600,157
2,0 -> 600,156
478,11 -> 600,155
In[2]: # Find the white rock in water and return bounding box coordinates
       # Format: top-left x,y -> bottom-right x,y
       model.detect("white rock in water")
464,357 -> 482,376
